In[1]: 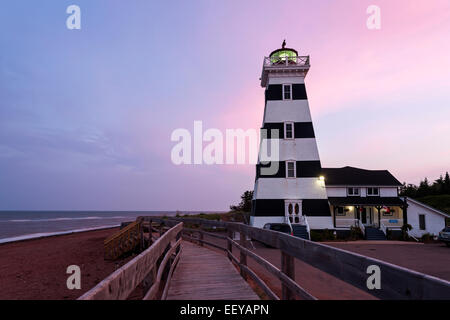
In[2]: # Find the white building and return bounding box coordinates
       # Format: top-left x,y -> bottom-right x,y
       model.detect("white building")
321,167 -> 450,240
406,197 -> 450,238
250,44 -> 449,241
322,166 -> 407,240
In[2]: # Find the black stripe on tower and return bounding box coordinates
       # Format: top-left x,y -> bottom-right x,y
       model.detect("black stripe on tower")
263,122 -> 315,139
265,84 -> 308,101
266,85 -> 282,101
251,199 -> 331,217
256,161 -> 322,178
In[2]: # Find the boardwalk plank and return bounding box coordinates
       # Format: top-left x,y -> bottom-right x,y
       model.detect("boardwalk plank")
166,241 -> 259,300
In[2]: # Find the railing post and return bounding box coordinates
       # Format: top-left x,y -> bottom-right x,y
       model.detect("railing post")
175,227 -> 181,254
148,220 -> 153,246
226,229 -> 233,262
239,231 -> 247,280
199,230 -> 204,247
140,221 -> 145,250
281,251 -> 295,300
142,264 -> 156,295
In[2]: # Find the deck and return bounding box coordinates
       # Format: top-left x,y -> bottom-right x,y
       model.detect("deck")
166,241 -> 259,300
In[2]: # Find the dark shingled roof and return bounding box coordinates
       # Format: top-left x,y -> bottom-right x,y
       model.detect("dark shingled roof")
321,166 -> 402,186
328,197 -> 405,206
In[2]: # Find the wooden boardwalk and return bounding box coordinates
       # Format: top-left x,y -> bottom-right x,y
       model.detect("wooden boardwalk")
166,241 -> 260,300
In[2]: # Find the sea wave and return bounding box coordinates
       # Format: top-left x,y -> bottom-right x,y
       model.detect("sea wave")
0,225 -> 120,244
6,216 -> 128,223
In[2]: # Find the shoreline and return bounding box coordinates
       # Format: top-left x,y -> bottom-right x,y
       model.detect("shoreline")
0,211 -> 225,246
0,224 -> 121,246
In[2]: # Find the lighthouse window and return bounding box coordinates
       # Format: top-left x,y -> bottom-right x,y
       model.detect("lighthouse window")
284,122 -> 294,139
286,161 -> 296,178
283,84 -> 292,100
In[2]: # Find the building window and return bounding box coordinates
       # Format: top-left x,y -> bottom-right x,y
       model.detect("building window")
382,207 -> 394,216
347,187 -> 360,196
419,214 -> 426,230
284,122 -> 294,139
367,187 -> 379,196
283,84 -> 292,100
336,207 -> 345,216
286,161 -> 296,178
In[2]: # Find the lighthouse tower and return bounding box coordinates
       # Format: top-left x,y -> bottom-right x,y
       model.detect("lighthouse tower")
251,43 -> 332,237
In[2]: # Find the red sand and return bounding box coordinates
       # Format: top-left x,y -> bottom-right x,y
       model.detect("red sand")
0,228 -> 133,300
325,241 -> 450,281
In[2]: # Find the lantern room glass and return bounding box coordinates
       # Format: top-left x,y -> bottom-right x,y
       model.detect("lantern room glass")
270,49 -> 298,64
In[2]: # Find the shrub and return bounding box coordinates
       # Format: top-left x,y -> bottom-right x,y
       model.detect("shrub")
401,224 -> 412,241
310,230 -> 322,242
323,229 -> 336,241
310,229 -> 335,242
349,226 -> 364,240
386,228 -> 392,240
421,233 -> 434,243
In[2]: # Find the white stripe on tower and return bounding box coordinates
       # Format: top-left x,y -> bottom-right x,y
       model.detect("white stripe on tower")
264,100 -> 312,123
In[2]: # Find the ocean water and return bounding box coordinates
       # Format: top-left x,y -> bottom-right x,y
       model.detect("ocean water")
0,211 -> 194,243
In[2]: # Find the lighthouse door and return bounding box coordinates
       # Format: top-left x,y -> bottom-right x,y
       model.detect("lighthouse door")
285,200 -> 302,224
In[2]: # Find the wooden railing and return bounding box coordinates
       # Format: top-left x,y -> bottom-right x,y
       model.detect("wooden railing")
80,222 -> 183,300
335,218 -> 359,228
355,219 -> 366,237
147,217 -> 450,300
104,219 -> 144,260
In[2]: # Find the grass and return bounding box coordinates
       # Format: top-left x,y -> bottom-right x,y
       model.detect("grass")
416,195 -> 450,215
178,211 -> 249,223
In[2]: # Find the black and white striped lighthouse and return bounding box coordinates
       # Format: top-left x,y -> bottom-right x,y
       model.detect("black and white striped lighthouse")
251,43 -> 332,235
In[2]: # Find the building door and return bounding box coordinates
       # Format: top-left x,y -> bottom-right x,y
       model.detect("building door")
361,207 -> 372,226
361,208 -> 367,224
285,200 -> 302,224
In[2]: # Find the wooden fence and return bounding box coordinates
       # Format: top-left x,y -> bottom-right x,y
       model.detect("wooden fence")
104,219 -> 144,260
80,222 -> 183,300
147,217 -> 450,300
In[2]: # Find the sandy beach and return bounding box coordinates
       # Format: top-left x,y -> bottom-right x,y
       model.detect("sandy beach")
0,228 -> 132,300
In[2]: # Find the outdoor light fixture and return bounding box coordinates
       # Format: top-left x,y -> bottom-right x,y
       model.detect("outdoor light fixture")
317,176 -> 326,187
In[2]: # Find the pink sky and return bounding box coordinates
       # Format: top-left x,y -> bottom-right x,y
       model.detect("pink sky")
220,0 -> 450,185
1,1 -> 449,210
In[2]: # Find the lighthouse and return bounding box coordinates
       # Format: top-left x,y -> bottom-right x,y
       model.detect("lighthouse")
251,43 -> 333,238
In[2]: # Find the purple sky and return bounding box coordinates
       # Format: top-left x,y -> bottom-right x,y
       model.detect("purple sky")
0,1 -> 449,211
